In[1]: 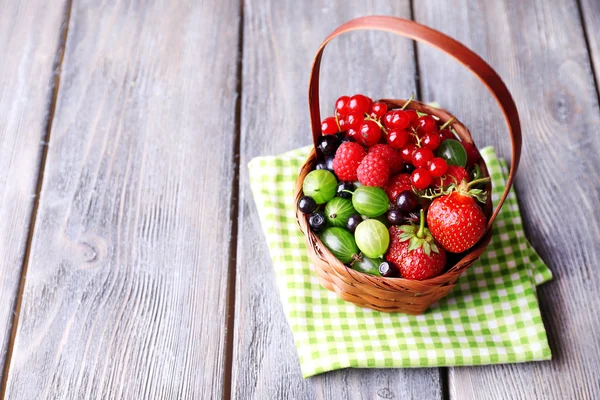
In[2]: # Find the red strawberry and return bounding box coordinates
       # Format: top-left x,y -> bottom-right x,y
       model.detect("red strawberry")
383,173 -> 412,202
427,180 -> 488,253
433,165 -> 469,188
368,144 -> 403,174
332,142 -> 366,181
385,210 -> 446,280
356,153 -> 390,187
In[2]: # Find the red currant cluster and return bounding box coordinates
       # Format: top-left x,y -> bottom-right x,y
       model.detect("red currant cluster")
321,94 -> 481,193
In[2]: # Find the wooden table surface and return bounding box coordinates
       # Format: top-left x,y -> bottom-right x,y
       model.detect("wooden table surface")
1,0 -> 599,398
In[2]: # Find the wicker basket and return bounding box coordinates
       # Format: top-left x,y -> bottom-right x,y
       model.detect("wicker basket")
294,16 -> 522,314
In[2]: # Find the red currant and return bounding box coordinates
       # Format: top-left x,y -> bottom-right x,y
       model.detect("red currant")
321,117 -> 339,135
387,129 -> 409,149
416,115 -> 437,134
383,110 -> 410,129
335,96 -> 350,116
338,116 -> 348,131
347,127 -> 359,139
422,132 -> 441,150
406,109 -> 419,125
428,157 -> 448,177
412,148 -> 434,168
345,111 -> 364,130
356,120 -> 381,147
462,141 -> 482,167
439,128 -> 454,141
400,144 -> 417,163
348,94 -> 372,115
370,102 -> 387,120
411,168 -> 433,189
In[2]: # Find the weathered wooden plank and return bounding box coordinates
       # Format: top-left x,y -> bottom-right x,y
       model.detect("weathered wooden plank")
232,1 -> 442,398
0,0 -> 69,385
580,0 -> 600,85
414,1 -> 600,399
3,0 -> 241,398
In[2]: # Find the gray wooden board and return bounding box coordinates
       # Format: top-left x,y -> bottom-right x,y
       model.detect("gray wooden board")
232,0 -> 442,398
0,0 -> 68,385
413,0 -> 600,399
3,0 -> 241,398
581,0 -> 600,87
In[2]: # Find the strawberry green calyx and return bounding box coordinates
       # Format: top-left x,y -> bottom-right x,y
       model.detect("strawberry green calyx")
397,209 -> 440,256
456,177 -> 491,203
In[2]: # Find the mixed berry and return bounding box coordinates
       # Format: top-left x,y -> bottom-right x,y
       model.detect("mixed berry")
298,94 -> 490,280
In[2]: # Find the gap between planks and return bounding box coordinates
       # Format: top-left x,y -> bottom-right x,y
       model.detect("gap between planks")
576,0 -> 600,101
222,0 -> 245,399
0,0 -> 74,397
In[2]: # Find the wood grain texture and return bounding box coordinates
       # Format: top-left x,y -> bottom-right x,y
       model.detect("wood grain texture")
414,1 -> 600,399
232,1 -> 442,398
580,0 -> 600,87
0,0 -> 68,384
3,0 -> 240,398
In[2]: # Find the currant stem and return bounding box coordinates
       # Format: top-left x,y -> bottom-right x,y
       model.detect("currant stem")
440,117 -> 455,130
466,177 -> 491,189
401,92 -> 415,110
416,209 -> 426,239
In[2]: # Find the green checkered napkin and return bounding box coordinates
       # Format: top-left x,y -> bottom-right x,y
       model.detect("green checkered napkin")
249,146 -> 552,378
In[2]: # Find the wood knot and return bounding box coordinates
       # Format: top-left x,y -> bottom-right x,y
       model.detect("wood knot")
377,388 -> 395,399
80,242 -> 98,263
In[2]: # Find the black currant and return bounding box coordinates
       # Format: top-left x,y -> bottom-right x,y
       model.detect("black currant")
336,181 -> 355,199
317,135 -> 340,156
341,135 -> 356,143
386,209 -> 404,225
315,157 -> 335,173
297,196 -> 317,214
396,190 -> 418,213
346,214 -> 362,233
402,163 -> 415,174
308,212 -> 326,233
379,261 -> 399,277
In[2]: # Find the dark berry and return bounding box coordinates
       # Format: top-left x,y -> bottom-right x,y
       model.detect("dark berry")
386,209 -> 404,225
396,190 -> 418,212
317,135 -> 340,156
402,163 -> 415,174
335,132 -> 346,142
315,156 -> 335,172
298,196 -> 317,214
341,135 -> 356,143
308,212 -> 327,233
336,181 -> 355,199
379,261 -> 399,277
346,214 -> 362,233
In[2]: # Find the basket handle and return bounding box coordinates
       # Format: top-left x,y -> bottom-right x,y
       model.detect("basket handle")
308,15 -> 522,230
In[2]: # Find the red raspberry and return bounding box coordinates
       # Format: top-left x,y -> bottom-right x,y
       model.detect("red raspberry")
433,165 -> 470,188
368,144 -> 403,174
332,142 -> 366,181
383,173 -> 412,202
357,154 -> 390,187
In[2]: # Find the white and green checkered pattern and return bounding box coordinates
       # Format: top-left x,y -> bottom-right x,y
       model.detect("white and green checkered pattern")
249,145 -> 552,378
